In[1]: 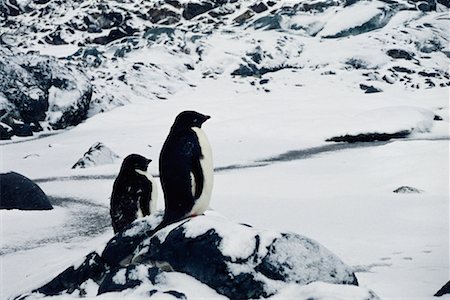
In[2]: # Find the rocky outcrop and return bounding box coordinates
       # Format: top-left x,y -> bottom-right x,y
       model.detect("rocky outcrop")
326,130 -> 411,143
0,47 -> 92,139
0,172 -> 52,210
20,213 -> 367,299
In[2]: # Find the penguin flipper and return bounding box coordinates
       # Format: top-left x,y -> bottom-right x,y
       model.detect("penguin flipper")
192,159 -> 204,199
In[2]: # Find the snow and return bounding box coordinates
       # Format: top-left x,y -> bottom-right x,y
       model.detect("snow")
182,214 -> 280,260
318,1 -> 386,38
2,79 -> 447,298
270,282 -> 379,300
1,0 -> 449,298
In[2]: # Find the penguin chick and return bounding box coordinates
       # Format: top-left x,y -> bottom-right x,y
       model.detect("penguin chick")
110,154 -> 158,234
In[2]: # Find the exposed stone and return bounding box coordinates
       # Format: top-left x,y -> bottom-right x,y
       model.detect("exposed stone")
0,172 -> 52,210
393,186 -> 423,194
72,142 -> 121,169
326,130 -> 410,143
359,84 -> 383,93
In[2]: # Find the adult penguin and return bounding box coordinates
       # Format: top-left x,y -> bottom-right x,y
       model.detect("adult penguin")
157,110 -> 213,231
110,154 -> 158,233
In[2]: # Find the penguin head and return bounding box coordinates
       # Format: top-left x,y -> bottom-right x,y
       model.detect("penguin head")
121,154 -> 152,173
171,111 -> 211,131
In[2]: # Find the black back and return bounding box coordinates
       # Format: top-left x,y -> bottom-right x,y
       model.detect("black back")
110,154 -> 153,233
159,111 -> 210,224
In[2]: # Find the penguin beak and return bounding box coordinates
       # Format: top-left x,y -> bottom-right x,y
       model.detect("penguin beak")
204,115 -> 211,121
146,159 -> 152,165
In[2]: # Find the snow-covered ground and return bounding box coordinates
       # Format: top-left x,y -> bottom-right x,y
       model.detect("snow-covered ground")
1,73 -> 448,299
1,0 -> 449,298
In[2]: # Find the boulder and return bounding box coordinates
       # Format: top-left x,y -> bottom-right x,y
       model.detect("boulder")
92,26 -> 138,45
435,280 -> 450,297
359,84 -> 383,94
20,213 -> 364,299
0,172 -> 52,210
386,49 -> 415,60
0,47 -> 92,139
72,142 -> 121,169
182,2 -> 214,20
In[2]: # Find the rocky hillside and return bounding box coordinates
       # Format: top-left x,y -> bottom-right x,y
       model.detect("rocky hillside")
1,0 -> 449,139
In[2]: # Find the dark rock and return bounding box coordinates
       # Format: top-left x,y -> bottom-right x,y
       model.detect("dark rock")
250,2 -> 268,13
11,122 -> 34,137
253,14 -> 283,30
259,79 -> 269,84
231,63 -> 297,77
163,290 -> 187,299
233,10 -> 254,25
434,115 -> 443,121
393,186 -> 423,194
98,265 -> 161,295
130,215 -> 358,299
437,0 -> 450,8
0,172 -> 52,210
391,66 -> 415,74
0,122 -> 13,140
68,48 -> 103,68
0,0 -> 22,16
44,29 -> 68,45
416,1 -> 435,11
23,214 -> 360,299
144,27 -> 176,41
346,58 -> 368,69
183,2 -> 214,20
435,280 -> 450,297
359,84 -> 383,93
167,0 -> 182,9
35,252 -> 107,296
102,212 -> 164,267
92,26 -> 137,45
145,8 -> 180,24
418,71 -> 439,77
387,49 -> 414,60
72,142 -> 121,169
326,130 -> 410,143
84,12 -> 124,30
247,48 -> 263,64
50,88 -> 92,130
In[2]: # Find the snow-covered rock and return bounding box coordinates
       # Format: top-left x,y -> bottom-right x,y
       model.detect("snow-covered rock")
393,186 -> 423,193
0,47 -> 92,139
0,172 -> 52,210
435,280 -> 450,297
18,212 -> 372,299
72,142 -> 121,169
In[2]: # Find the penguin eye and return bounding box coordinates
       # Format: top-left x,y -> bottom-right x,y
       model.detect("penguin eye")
193,118 -> 198,123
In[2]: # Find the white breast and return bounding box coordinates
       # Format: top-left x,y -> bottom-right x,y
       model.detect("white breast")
189,127 -> 213,216
135,169 -> 158,215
